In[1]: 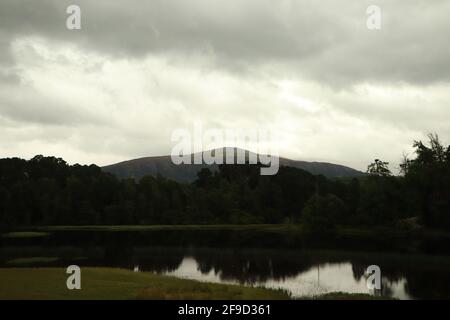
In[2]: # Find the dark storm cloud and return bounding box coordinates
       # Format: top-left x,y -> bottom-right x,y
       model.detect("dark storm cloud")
1,0 -> 450,86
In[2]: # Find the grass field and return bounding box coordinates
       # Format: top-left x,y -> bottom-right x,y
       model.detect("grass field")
0,268 -> 291,300
0,268 -> 394,300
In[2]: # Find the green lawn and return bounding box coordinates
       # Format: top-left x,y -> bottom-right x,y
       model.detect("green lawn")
0,268 -> 393,300
0,268 -> 290,300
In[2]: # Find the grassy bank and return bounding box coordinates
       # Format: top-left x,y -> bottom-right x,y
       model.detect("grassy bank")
32,224 -> 288,232
311,292 -> 395,300
0,268 -> 290,300
21,224 -> 450,240
1,231 -> 50,239
0,268 -> 390,300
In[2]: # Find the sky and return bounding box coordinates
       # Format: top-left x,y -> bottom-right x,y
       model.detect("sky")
0,0 -> 449,172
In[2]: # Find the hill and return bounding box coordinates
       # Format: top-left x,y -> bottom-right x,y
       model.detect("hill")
102,148 -> 364,182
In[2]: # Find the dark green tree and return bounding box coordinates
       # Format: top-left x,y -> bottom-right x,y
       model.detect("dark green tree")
302,194 -> 347,233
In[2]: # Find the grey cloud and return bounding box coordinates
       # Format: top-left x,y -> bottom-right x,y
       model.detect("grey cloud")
0,0 -> 449,169
0,85 -> 106,126
1,0 -> 450,86
0,68 -> 21,85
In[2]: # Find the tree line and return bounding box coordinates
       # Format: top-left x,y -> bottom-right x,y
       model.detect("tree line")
0,134 -> 449,231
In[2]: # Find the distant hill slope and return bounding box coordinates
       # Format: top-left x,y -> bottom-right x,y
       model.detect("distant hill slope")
102,148 -> 365,182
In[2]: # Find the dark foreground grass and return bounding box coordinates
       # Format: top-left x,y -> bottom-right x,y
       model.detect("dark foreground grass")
0,268 -> 393,300
0,268 -> 290,300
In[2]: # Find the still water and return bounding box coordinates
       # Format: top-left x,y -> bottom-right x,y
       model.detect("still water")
1,229 -> 450,299
162,255 -> 411,299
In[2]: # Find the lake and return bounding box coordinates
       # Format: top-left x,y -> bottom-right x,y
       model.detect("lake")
1,228 -> 450,299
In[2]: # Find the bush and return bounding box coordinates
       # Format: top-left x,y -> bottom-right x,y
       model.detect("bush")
229,210 -> 263,225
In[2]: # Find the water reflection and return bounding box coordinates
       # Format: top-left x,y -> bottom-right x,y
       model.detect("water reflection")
2,230 -> 450,299
155,254 -> 412,299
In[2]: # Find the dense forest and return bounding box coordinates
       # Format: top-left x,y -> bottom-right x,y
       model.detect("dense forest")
0,134 -> 449,232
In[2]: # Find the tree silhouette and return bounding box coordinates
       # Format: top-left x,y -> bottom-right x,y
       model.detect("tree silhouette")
367,159 -> 391,177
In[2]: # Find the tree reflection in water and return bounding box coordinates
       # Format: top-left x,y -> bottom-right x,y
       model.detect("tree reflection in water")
2,229 -> 450,299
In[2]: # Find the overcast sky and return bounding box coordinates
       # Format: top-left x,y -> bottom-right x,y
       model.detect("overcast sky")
0,0 -> 449,171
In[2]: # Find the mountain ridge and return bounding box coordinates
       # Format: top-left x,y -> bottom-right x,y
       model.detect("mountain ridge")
102,148 -> 365,182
